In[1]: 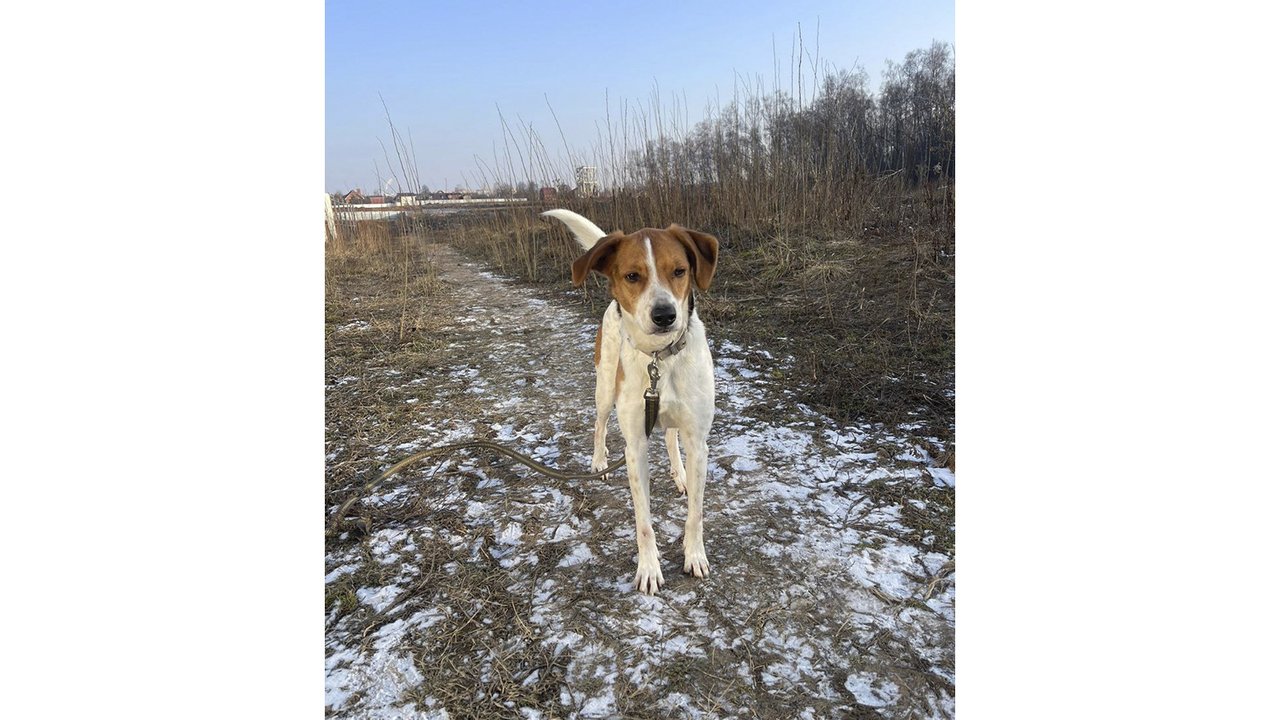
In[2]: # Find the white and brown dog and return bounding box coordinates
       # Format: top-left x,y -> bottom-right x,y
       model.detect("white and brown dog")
543,209 -> 719,595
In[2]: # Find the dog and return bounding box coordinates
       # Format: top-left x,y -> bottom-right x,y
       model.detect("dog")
542,209 -> 719,595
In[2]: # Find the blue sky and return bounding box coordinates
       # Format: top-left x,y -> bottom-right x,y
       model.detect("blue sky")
326,0 -> 953,194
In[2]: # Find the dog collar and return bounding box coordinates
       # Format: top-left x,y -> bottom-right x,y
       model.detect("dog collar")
654,331 -> 687,360
624,325 -> 688,360
616,293 -> 694,361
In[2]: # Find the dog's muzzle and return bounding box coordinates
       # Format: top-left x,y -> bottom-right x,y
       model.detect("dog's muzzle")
651,302 -> 677,331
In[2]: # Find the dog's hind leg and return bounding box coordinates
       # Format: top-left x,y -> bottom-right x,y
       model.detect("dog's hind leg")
665,428 -> 687,494
591,364 -> 617,472
592,305 -> 622,473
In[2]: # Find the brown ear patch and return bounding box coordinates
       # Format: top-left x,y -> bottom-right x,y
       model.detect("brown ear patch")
666,225 -> 720,290
571,232 -> 624,287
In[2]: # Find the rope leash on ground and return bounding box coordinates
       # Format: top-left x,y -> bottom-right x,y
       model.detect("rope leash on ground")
326,441 -> 628,537
331,348 -> 677,538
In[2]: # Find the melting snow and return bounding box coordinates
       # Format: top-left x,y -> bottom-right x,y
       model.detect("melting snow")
326,243 -> 954,718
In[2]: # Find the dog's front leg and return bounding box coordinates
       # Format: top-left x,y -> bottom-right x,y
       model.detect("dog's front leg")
682,436 -> 710,578
623,433 -> 664,594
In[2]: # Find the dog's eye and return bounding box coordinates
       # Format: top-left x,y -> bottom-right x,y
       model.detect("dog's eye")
673,268 -> 687,278
625,272 -> 641,283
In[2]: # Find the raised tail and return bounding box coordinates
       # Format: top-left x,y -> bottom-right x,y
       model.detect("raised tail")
541,209 -> 608,251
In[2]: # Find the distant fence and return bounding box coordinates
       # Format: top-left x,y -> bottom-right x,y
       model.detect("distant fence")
327,197 -> 532,234
334,197 -> 526,211
330,197 -> 532,226
334,209 -> 405,222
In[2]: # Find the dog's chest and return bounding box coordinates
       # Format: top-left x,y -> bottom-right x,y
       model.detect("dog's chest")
622,347 -> 714,430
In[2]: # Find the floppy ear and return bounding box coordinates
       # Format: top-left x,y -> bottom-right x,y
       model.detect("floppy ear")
666,225 -> 720,290
570,233 -> 624,287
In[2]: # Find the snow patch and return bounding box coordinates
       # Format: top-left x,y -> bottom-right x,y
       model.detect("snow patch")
557,543 -> 596,567
928,466 -> 956,487
844,671 -> 901,708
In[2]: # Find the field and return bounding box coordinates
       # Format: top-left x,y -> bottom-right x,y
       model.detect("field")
326,40 -> 954,718
324,206 -> 955,718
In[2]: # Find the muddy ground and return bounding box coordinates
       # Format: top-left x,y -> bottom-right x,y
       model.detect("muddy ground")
325,238 -> 955,718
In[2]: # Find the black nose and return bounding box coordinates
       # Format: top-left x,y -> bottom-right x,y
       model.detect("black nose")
651,304 -> 676,328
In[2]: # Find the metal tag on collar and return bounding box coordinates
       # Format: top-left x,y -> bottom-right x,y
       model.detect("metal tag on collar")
644,352 -> 660,436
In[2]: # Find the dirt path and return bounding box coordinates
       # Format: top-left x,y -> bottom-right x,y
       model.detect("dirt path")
325,241 -> 955,719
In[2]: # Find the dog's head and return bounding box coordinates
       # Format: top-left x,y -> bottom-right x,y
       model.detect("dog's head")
572,224 -> 719,353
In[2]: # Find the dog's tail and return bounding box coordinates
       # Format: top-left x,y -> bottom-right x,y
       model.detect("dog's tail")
541,209 -> 608,251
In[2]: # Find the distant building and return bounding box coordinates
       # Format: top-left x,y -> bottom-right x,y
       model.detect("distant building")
540,186 -> 558,202
394,193 -> 419,206
342,189 -> 367,204
367,195 -> 387,204
574,166 -> 598,197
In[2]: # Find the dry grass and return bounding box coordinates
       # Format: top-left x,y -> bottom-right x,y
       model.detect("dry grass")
326,225 -> 954,717
438,185 -> 955,445
398,529 -> 572,718
414,43 -> 955,443
325,218 -> 447,517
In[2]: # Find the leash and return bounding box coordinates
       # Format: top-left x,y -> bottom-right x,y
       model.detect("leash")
327,440 -> 628,537
633,322 -> 688,437
644,353 -> 661,436
329,326 -> 689,538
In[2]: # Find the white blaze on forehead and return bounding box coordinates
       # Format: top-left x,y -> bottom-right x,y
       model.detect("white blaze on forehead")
642,236 -> 677,307
623,234 -> 682,342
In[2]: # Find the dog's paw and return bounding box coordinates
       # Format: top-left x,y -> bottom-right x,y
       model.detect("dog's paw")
671,467 -> 687,494
683,541 -> 710,579
591,453 -> 609,474
633,557 -> 665,595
